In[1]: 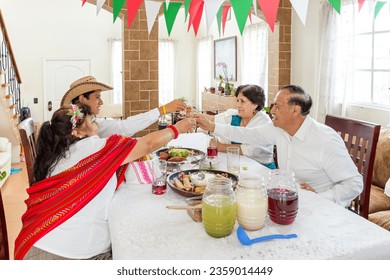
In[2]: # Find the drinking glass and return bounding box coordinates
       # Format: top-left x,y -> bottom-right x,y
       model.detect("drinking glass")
151,159 -> 167,195
207,133 -> 218,158
266,170 -> 298,225
226,146 -> 240,174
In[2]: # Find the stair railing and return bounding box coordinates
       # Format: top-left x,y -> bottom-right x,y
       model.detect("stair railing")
0,9 -> 22,121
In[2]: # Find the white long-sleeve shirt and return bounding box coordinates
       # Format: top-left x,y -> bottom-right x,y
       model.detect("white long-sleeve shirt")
34,136 -> 116,259
214,116 -> 363,207
97,108 -> 160,137
214,109 -> 274,165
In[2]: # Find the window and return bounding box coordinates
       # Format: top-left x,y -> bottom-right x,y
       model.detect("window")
196,36 -> 212,110
242,21 -> 268,95
352,4 -> 390,106
110,39 -> 123,104
159,39 -> 176,105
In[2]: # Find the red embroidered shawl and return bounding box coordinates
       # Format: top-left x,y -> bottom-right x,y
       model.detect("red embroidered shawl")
14,134 -> 137,260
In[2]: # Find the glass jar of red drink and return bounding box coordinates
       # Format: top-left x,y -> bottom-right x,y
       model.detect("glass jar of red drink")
266,170 -> 298,225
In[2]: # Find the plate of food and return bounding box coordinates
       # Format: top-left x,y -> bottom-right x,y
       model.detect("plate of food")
167,169 -> 239,198
154,147 -> 206,164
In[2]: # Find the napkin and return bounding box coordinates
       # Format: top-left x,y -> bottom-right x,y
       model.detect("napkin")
385,178 -> 390,198
125,161 -> 153,184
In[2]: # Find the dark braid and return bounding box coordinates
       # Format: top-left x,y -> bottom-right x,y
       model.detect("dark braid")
33,104 -> 92,183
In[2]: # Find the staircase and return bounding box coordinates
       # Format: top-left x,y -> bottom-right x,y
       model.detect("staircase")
0,9 -> 22,163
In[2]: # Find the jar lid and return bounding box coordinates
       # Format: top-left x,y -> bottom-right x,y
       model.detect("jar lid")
238,174 -> 264,189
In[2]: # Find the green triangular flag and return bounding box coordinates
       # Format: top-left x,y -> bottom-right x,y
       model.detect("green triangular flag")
328,0 -> 341,14
230,0 -> 253,35
164,2 -> 182,36
184,0 -> 191,22
216,6 -> 222,37
113,0 -> 126,22
374,1 -> 386,19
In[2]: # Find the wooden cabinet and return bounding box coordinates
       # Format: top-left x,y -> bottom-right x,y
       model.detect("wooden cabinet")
201,92 -> 236,113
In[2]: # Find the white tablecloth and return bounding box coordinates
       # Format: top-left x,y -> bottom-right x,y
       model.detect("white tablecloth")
108,133 -> 390,260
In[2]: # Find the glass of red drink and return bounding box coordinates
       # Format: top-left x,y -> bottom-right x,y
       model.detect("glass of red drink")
207,133 -> 218,158
266,170 -> 298,225
151,159 -> 167,195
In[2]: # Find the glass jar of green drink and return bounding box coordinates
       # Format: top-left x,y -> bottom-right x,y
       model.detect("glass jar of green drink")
202,177 -> 236,238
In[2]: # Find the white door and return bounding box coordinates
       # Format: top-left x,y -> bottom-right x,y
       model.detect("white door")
43,59 -> 92,121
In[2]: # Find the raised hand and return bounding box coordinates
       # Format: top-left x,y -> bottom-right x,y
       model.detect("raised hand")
163,99 -> 187,114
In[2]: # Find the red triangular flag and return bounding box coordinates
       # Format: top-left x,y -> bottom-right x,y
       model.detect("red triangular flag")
127,0 -> 144,28
257,0 -> 280,32
358,0 -> 365,12
222,5 -> 231,35
192,2 -> 204,36
82,0 -> 87,6
187,0 -> 203,32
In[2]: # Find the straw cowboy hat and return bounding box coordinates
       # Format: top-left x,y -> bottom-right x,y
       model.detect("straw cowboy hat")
60,76 -> 113,107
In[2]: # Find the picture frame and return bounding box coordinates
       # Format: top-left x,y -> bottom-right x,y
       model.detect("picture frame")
214,36 -> 237,81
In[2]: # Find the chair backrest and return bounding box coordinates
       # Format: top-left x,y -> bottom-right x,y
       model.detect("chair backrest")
267,103 -> 279,168
18,118 -> 37,186
325,114 -> 381,219
0,189 -> 9,260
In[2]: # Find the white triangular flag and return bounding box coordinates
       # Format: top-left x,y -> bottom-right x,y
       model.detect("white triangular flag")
204,0 -> 224,34
367,0 -> 376,15
96,0 -> 106,15
253,0 -> 257,15
145,1 -> 162,34
290,0 -> 309,25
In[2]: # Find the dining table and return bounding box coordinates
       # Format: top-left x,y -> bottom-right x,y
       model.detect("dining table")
108,133 -> 390,260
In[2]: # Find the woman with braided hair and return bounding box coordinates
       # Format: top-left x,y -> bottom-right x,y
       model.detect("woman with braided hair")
14,103 -> 196,260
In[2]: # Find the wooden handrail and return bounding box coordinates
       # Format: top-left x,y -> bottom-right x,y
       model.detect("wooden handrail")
0,9 -> 22,84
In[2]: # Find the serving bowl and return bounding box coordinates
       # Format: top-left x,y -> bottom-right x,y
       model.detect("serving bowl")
167,169 -> 239,198
154,147 -> 206,172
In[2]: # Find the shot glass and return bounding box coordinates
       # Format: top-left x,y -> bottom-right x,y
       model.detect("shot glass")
151,159 -> 167,195
226,146 -> 240,175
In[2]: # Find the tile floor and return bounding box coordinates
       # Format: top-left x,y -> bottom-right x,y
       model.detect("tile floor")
1,162 -> 29,260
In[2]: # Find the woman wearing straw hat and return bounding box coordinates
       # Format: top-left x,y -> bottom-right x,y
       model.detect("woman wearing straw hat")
14,103 -> 196,260
60,76 -> 187,138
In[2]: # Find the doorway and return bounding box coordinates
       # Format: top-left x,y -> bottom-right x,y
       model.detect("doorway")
43,59 -> 92,121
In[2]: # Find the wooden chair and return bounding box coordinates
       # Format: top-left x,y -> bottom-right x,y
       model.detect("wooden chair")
0,189 -> 9,260
325,114 -> 381,219
18,118 -> 37,186
267,103 -> 279,168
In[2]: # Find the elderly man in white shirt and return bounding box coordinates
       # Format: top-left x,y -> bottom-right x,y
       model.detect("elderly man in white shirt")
195,85 -> 363,207
60,76 -> 187,138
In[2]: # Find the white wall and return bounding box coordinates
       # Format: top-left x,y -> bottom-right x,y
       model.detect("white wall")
291,0 -> 321,119
0,0 -> 122,123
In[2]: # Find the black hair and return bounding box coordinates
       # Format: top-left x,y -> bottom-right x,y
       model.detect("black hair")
235,84 -> 265,112
280,85 -> 312,116
33,104 -> 92,183
71,90 -> 96,105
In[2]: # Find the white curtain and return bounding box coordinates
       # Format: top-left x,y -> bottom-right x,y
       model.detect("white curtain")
242,21 -> 268,93
316,1 -> 355,122
159,39 -> 176,105
196,36 -> 213,111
